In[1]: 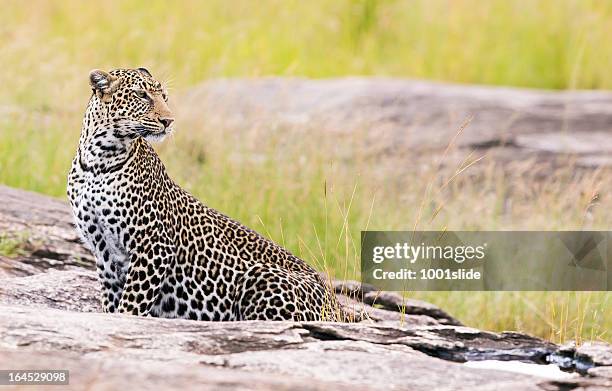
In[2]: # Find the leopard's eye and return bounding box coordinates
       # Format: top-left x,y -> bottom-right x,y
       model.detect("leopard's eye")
134,89 -> 148,99
162,92 -> 168,102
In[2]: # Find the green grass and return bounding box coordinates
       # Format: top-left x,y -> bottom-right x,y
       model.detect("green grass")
0,234 -> 28,258
0,0 -> 610,343
1,0 -> 612,106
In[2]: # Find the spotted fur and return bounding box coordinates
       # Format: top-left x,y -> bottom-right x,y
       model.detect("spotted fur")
67,68 -> 341,321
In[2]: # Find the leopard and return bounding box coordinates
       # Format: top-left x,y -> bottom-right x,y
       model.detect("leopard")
67,67 -> 343,321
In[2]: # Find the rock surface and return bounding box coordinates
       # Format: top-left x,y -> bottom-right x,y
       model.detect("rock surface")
0,186 -> 610,390
0,304 -> 566,391
179,78 -> 612,169
0,185 -> 94,277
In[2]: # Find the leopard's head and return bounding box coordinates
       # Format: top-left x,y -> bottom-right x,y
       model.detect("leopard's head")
88,68 -> 173,141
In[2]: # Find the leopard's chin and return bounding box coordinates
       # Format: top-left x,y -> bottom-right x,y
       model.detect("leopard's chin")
143,128 -> 172,142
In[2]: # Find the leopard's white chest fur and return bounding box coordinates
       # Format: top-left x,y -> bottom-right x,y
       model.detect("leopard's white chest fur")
68,164 -> 130,290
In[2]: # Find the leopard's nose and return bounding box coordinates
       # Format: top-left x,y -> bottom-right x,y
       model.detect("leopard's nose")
159,117 -> 174,129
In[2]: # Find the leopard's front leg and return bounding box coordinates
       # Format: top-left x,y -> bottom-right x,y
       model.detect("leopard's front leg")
95,257 -> 127,313
80,217 -> 128,313
118,233 -> 174,316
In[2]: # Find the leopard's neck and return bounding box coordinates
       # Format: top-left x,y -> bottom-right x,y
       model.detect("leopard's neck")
75,98 -> 139,176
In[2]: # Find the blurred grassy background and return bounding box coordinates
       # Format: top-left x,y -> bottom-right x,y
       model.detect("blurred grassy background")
0,0 -> 610,342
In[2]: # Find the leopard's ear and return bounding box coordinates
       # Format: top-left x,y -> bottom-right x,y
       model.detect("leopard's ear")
89,69 -> 120,103
136,67 -> 152,77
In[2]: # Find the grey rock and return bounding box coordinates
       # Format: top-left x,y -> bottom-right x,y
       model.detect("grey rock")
333,279 -> 462,326
0,269 -> 102,312
0,304 -> 574,391
0,185 -> 94,275
301,322 -> 558,363
514,132 -> 612,154
362,290 -> 462,326
0,269 -> 557,365
0,255 -> 41,278
550,341 -> 612,376
0,350 -> 359,391
578,342 -> 612,367
179,78 -> 612,167
338,294 -> 441,326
